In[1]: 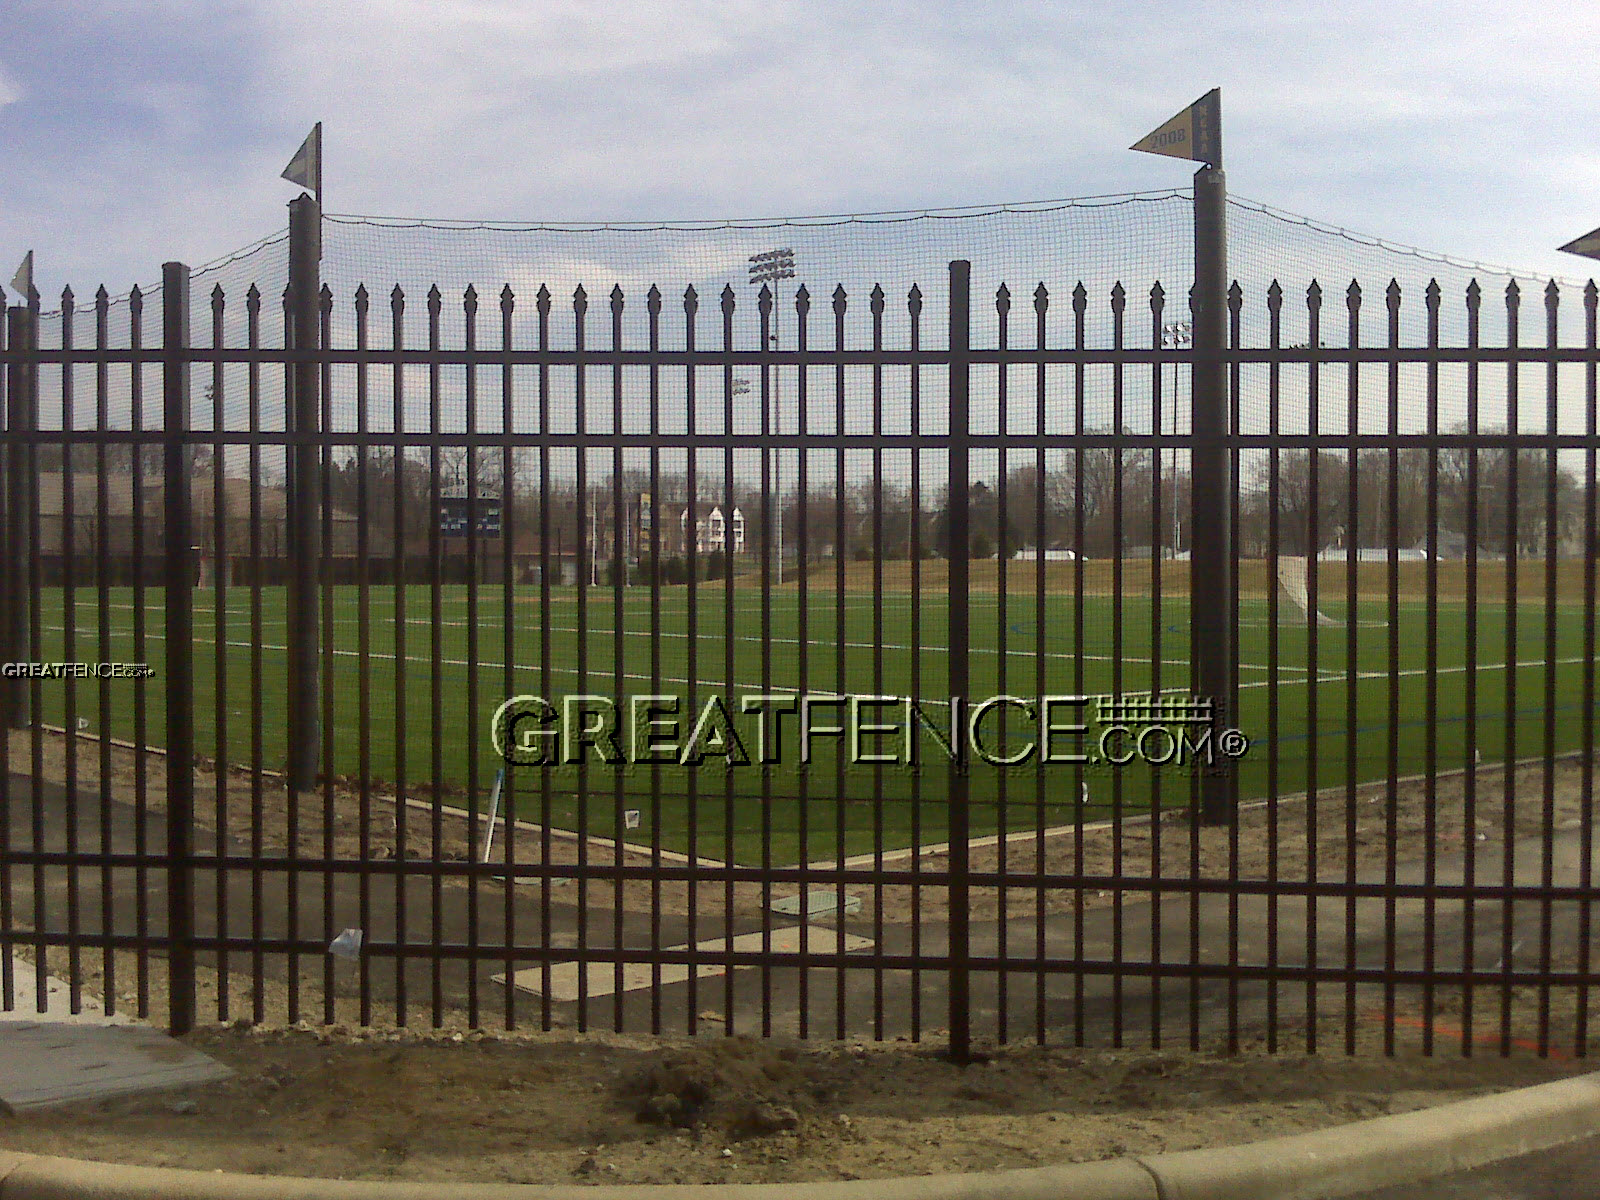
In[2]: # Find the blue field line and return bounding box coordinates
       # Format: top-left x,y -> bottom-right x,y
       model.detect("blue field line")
1270,697 -> 1600,745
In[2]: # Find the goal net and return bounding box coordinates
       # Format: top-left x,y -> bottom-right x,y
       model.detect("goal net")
1276,556 -> 1337,626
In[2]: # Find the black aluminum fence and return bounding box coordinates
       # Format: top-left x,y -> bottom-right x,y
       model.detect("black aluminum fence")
2,198 -> 1599,1061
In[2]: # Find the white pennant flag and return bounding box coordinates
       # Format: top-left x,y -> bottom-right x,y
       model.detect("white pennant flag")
8,250 -> 33,298
281,122 -> 322,196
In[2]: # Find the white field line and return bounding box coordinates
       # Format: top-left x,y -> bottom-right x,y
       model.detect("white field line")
41,622 -> 1217,704
39,619 -> 1592,713
54,602 -> 1229,673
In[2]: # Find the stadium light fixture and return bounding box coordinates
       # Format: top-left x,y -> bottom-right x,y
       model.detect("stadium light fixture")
748,248 -> 797,577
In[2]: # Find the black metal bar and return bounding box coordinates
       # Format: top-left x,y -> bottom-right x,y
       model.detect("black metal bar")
946,259 -> 972,1065
285,196 -> 322,793
161,260 -> 196,1036
1191,164 -> 1234,825
3,306 -> 34,729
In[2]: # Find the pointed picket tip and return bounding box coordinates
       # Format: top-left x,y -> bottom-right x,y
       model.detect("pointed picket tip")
683,284 -> 698,315
796,282 -> 812,306
535,283 -> 552,307
1150,280 -> 1166,304
646,283 -> 662,306
1346,279 -> 1362,305
1465,278 -> 1482,305
60,285 -> 74,308
95,284 -> 111,305
1586,280 -> 1598,303
907,282 -> 922,315
320,283 -> 334,305
1033,282 -> 1049,309
1424,279 -> 1441,307
870,283 -> 886,314
426,284 -> 443,315
500,283 -> 515,309
610,283 -> 625,308
1072,282 -> 1088,311
210,281 -> 226,304
464,283 -> 479,303
994,282 -> 1010,315
719,283 -> 737,314
389,283 -> 406,305
1306,280 -> 1323,303
1110,282 -> 1126,313
832,283 -> 849,306
1266,280 -> 1283,309
1545,278 -> 1561,305
1227,280 -> 1243,306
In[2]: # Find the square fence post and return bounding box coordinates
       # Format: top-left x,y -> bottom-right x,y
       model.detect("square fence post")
1191,165 -> 1237,825
285,195 -> 322,792
946,259 -> 972,1063
162,261 -> 196,1035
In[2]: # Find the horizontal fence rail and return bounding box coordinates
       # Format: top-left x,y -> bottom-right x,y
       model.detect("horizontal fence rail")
3,225 -> 1600,1060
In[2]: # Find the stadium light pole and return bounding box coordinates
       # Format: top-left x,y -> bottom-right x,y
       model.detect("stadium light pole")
749,248 -> 796,579
1163,320 -> 1192,556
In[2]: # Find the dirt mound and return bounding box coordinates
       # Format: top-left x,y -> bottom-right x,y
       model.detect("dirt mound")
622,1037 -> 814,1138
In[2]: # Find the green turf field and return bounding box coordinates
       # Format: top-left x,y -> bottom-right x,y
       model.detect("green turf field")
26,575 -> 1599,863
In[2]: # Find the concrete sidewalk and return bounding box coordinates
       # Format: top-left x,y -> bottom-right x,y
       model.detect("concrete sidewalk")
0,955 -> 231,1111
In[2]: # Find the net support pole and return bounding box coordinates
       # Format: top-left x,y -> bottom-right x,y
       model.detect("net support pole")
1191,165 -> 1237,825
161,260 -> 197,1035
286,195 -> 322,793
946,259 -> 973,1063
3,304 -> 36,729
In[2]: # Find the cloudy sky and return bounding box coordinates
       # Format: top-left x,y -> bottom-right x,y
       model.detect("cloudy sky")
2,0 -> 1598,300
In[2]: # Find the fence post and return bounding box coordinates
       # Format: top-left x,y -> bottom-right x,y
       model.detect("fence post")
162,261 -> 196,1035
1190,165 -> 1236,824
946,259 -> 972,1063
285,195 -> 322,793
2,302 -> 35,729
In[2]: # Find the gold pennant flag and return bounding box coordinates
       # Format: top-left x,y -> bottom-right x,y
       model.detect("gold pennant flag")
1131,89 -> 1221,168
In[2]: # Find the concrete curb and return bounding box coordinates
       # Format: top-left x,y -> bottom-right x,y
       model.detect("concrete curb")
1135,1068 -> 1600,1200
0,1071 -> 1598,1200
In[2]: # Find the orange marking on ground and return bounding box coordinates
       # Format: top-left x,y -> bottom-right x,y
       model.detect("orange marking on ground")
1363,1008 -> 1568,1060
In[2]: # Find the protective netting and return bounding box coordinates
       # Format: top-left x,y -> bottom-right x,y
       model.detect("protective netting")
15,187 -> 1595,438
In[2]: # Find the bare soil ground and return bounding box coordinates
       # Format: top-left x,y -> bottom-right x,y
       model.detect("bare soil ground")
0,1010 -> 1591,1187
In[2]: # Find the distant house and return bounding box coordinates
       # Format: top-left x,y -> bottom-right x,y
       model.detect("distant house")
678,504 -> 745,556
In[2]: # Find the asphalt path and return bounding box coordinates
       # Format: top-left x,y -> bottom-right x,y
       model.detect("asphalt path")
6,770 -> 1600,1050
1347,1134 -> 1600,1199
